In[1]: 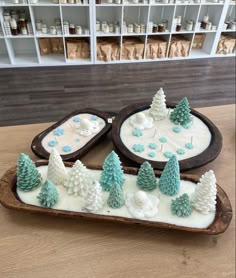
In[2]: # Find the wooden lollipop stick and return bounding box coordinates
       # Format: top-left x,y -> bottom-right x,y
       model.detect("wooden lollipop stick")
191,136 -> 193,145
54,137 -> 58,143
153,129 -> 157,138
161,144 -> 163,152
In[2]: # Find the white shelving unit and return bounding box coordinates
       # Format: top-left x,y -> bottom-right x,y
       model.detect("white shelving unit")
0,0 -> 235,67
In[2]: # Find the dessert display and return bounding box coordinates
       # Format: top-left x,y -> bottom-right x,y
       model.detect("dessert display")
31,109 -> 112,161
0,150 -> 232,234
112,87 -> 222,171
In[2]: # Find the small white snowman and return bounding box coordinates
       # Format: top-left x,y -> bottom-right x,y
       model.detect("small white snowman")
126,190 -> 159,220
75,118 -> 99,137
129,112 -> 153,130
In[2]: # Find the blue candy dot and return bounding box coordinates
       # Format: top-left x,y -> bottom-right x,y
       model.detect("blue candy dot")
148,152 -> 156,158
185,143 -> 194,149
91,115 -> 98,121
183,123 -> 191,129
132,129 -> 143,137
177,148 -> 185,155
159,137 -> 167,143
173,126 -> 181,133
164,151 -> 173,159
132,144 -> 145,152
53,128 -> 64,136
75,138 -> 81,142
73,116 -> 81,122
63,145 -> 72,152
149,143 -> 157,149
48,140 -> 57,147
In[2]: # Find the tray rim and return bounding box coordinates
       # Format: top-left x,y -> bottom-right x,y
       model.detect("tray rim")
111,102 -> 223,171
31,108 -> 112,161
0,160 -> 232,235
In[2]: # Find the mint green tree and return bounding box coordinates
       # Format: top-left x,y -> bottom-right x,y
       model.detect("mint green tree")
17,153 -> 42,192
170,97 -> 192,126
107,183 -> 125,209
37,180 -> 58,208
171,193 -> 192,217
100,151 -> 125,191
137,161 -> 157,191
158,155 -> 180,196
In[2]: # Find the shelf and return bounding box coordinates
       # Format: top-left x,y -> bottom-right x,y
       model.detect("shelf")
65,58 -> 91,64
96,31 -> 120,36
190,48 -> 210,58
40,54 -> 65,63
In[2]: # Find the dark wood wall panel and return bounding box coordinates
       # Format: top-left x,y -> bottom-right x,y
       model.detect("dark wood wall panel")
0,57 -> 235,126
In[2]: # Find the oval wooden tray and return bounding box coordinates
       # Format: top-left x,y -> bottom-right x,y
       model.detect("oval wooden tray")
112,102 -> 223,171
31,108 -> 112,161
0,161 -> 232,235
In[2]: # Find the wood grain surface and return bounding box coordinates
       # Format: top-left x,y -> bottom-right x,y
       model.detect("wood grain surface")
0,105 -> 235,278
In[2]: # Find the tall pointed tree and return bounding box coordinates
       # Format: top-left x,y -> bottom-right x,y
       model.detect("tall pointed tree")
47,148 -> 67,185
17,153 -> 42,192
100,151 -> 125,191
37,179 -> 58,208
192,170 -> 217,214
170,97 -> 192,126
84,181 -> 103,212
64,160 -> 90,196
158,155 -> 180,196
107,183 -> 125,209
149,88 -> 168,121
137,161 -> 157,191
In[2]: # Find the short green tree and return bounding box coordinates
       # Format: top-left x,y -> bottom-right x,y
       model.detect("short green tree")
158,155 -> 180,196
107,183 -> 125,209
37,179 -> 58,208
137,161 -> 157,191
170,97 -> 192,126
17,153 -> 41,192
171,193 -> 192,217
100,151 -> 125,191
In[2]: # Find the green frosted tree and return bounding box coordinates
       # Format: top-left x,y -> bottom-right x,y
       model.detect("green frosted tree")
137,161 -> 157,191
171,193 -> 192,217
37,179 -> 58,208
170,97 -> 192,126
107,183 -> 125,209
158,155 -> 180,196
17,153 -> 42,192
100,151 -> 125,191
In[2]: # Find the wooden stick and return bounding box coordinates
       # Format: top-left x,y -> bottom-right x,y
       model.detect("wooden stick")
161,144 -> 163,152
153,129 -> 157,138
191,136 -> 193,145
54,137 -> 58,143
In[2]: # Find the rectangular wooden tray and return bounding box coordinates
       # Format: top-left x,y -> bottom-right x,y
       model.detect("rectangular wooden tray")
0,161 -> 232,235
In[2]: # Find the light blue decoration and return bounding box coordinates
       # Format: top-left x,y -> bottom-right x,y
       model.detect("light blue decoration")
91,115 -> 98,121
48,140 -> 58,147
185,143 -> 194,149
164,151 -> 173,159
148,152 -> 156,158
173,126 -> 181,133
75,138 -> 81,142
183,123 -> 191,129
73,116 -> 81,122
159,137 -> 167,143
149,143 -> 157,149
177,148 -> 185,155
53,128 -> 64,136
132,129 -> 143,137
63,145 -> 72,152
133,144 -> 145,152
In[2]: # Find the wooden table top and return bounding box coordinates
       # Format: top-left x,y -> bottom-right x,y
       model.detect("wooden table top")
0,104 -> 235,278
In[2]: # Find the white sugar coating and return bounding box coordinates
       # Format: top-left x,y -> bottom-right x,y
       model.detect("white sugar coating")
120,109 -> 211,162
41,113 -> 106,155
17,166 -> 215,229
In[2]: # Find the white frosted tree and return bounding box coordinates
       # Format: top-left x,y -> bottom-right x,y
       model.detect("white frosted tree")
149,87 -> 168,121
84,181 -> 103,212
64,160 -> 90,196
192,170 -> 217,215
47,148 -> 67,185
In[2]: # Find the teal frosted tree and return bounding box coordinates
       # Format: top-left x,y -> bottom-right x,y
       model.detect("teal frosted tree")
171,193 -> 192,217
137,161 -> 157,191
158,155 -> 180,196
100,151 -> 125,191
107,183 -> 125,209
37,179 -> 58,208
17,153 -> 42,192
170,97 -> 192,126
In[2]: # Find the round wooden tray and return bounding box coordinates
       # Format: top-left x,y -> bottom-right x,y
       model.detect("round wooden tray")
0,161 -> 232,235
31,108 -> 112,161
112,102 -> 223,171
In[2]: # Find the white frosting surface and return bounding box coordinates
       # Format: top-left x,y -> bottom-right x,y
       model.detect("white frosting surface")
17,166 -> 215,229
120,109 -> 211,162
41,113 -> 106,155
